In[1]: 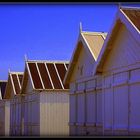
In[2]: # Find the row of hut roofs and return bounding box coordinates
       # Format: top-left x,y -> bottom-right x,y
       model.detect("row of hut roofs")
0,61 -> 69,99
0,6 -> 140,136
1,6 -> 138,101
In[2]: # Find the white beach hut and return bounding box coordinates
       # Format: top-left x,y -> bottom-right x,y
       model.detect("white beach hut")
64,26 -> 107,136
21,60 -> 69,136
93,6 -> 140,136
0,80 -> 10,136
4,72 -> 23,136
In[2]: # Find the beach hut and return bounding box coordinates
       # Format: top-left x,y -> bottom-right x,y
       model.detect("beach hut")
93,6 -> 140,135
21,60 -> 69,136
4,72 -> 23,136
0,80 -> 10,136
64,26 -> 107,136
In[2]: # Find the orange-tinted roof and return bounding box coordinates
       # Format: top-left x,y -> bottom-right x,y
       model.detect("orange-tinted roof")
82,32 -> 106,59
63,31 -> 107,85
26,61 -> 69,90
122,7 -> 140,31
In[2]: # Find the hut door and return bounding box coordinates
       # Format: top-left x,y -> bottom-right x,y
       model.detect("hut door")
129,83 -> 140,133
113,72 -> 129,133
103,75 -> 113,134
129,68 -> 140,133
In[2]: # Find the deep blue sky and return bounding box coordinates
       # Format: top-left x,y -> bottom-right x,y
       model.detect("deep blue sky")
0,3 -> 138,80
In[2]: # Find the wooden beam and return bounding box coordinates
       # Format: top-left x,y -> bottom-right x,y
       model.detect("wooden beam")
54,63 -> 64,89
35,62 -> 45,89
10,73 -> 16,95
45,63 -> 55,89
26,62 -> 35,89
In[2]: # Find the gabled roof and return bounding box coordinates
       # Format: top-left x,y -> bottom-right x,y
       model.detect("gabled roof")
4,72 -> 23,99
63,31 -> 107,85
0,80 -> 7,99
22,60 -> 69,92
93,6 -> 140,75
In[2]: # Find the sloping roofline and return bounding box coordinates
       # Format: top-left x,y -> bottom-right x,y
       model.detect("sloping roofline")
63,30 -> 107,85
3,71 -> 23,99
92,6 -> 140,75
21,59 -> 70,92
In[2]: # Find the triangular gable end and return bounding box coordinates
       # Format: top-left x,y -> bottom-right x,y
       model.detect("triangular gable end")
93,6 -> 140,75
21,62 -> 35,94
64,31 -> 106,84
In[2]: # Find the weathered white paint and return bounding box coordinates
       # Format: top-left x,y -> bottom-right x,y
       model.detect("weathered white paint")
129,69 -> 140,132
0,100 -> 10,136
70,46 -> 95,83
113,85 -> 128,130
103,24 -> 140,73
69,83 -> 76,136
40,92 -> 69,136
86,92 -> 96,124
77,93 -> 85,125
4,100 -> 10,136
102,75 -> 113,135
0,100 -> 5,136
70,82 -> 76,94
10,95 -> 22,136
23,93 -> 40,136
98,11 -> 140,135
22,75 -> 69,136
69,95 -> 76,124
24,76 -> 34,94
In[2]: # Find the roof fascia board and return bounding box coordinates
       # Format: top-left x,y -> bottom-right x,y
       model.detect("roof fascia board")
0,80 -> 7,82
26,62 -> 35,89
63,33 -> 81,84
3,75 -> 10,99
20,67 -> 26,94
33,89 -> 70,92
45,62 -> 55,89
81,32 -> 97,61
27,60 -> 69,63
120,6 -> 140,10
9,72 -> 24,75
16,74 -> 21,89
35,62 -> 45,89
10,73 -> 16,95
54,63 -> 64,89
64,63 -> 68,70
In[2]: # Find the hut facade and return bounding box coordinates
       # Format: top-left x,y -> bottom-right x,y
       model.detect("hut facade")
93,6 -> 140,135
0,80 -> 10,136
64,30 -> 107,135
4,72 -> 23,136
21,60 -> 69,136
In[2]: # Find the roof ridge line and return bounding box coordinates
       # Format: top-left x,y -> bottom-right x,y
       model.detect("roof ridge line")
120,6 -> 140,10
0,80 -> 7,82
9,72 -> 24,74
26,60 -> 69,63
81,31 -> 107,35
